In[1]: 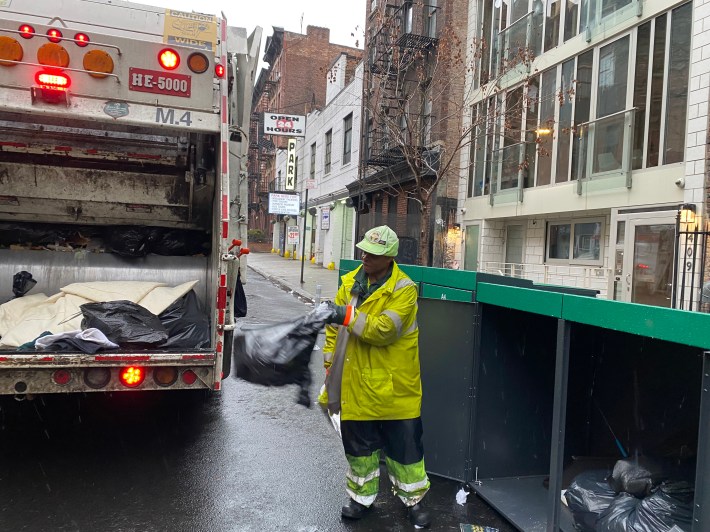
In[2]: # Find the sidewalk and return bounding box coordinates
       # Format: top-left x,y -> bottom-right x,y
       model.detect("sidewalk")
246,251 -> 341,303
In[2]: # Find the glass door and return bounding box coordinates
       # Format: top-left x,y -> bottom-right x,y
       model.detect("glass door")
464,225 -> 479,271
615,212 -> 675,307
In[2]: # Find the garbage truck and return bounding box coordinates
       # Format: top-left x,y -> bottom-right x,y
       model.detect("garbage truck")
0,0 -> 261,396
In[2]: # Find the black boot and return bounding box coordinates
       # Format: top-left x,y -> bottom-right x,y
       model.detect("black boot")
407,502 -> 431,528
341,499 -> 369,519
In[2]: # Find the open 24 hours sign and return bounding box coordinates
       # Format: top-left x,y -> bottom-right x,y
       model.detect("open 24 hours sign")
129,68 -> 191,98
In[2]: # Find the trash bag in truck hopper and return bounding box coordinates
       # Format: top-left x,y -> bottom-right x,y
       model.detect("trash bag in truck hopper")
13,271 -> 37,298
80,300 -> 168,347
158,290 -> 210,348
232,304 -> 333,407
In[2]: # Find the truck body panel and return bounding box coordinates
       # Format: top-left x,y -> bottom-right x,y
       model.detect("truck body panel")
0,0 -> 261,396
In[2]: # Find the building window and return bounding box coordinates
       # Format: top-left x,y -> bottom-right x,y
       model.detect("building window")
324,129 -> 332,174
547,220 -> 603,264
310,143 -> 316,179
342,114 -> 353,164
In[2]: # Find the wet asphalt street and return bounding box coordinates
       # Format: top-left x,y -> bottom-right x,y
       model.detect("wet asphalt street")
0,272 -> 512,532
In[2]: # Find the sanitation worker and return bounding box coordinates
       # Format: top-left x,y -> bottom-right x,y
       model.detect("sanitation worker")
320,225 -> 431,528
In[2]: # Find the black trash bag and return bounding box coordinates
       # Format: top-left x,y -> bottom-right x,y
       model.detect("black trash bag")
158,290 -> 210,348
609,457 -> 665,497
232,304 -> 333,407
152,229 -> 210,256
633,481 -> 694,531
80,300 -> 168,347
105,227 -> 162,257
564,470 -> 617,531
0,222 -> 71,246
596,493 -> 641,532
13,271 -> 37,297
234,270 -> 247,318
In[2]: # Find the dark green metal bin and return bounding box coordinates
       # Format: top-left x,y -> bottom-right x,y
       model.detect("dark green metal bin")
335,260 -> 710,532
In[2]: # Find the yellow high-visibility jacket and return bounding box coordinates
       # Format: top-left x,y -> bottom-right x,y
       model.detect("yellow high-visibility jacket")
323,262 -> 421,421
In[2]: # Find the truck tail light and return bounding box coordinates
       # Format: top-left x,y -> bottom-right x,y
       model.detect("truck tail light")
119,366 -> 145,388
53,369 -> 72,385
153,367 -> 178,387
19,25 -> 35,39
83,49 -> 114,78
84,368 -> 111,389
47,28 -> 63,43
182,369 -> 198,385
36,71 -> 71,89
158,48 -> 179,70
0,36 -> 23,66
187,52 -> 208,73
74,33 -> 90,47
215,63 -> 225,78
37,43 -> 70,67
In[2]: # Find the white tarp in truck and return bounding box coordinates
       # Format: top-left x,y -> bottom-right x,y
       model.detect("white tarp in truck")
0,0 -> 261,396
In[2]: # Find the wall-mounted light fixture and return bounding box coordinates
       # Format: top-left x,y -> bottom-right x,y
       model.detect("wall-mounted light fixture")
679,203 -> 697,225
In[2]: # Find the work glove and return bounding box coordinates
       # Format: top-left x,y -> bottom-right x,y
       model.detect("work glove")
319,301 -> 354,326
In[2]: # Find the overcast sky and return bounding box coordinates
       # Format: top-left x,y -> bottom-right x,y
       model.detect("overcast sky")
143,0 -> 365,66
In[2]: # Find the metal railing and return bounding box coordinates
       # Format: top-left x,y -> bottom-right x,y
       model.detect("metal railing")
496,12 -> 539,76
575,108 -> 636,194
478,261 -> 612,296
488,141 -> 526,205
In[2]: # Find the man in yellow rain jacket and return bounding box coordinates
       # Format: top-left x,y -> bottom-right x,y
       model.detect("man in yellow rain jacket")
320,225 -> 431,528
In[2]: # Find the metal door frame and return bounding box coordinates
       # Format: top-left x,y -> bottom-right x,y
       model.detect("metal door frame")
612,211 -> 676,304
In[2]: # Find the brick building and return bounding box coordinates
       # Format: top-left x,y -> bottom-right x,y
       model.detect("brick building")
247,26 -> 362,240
354,0 -> 470,267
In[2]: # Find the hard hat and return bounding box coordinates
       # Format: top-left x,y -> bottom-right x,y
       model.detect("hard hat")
356,225 -> 399,257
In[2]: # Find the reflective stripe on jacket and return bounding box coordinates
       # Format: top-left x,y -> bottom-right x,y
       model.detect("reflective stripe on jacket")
323,262 -> 420,421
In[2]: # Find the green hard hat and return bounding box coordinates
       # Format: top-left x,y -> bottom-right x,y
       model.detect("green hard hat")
356,225 -> 399,257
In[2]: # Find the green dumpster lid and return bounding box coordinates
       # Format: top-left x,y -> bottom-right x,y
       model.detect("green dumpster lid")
562,295 -> 710,349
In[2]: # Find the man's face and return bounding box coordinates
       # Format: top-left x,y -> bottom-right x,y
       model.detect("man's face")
361,251 -> 392,279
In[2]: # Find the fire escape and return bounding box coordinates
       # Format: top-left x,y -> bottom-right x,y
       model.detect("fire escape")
364,1 -> 439,168
247,78 -> 278,230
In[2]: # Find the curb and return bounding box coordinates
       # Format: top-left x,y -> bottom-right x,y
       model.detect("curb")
248,265 -> 316,304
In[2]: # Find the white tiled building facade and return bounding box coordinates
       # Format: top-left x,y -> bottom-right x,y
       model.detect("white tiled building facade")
460,0 -> 707,307
274,57 -> 363,267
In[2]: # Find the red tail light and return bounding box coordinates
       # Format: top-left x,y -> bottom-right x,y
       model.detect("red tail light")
158,48 -> 179,70
47,29 -> 63,43
215,63 -> 225,78
182,369 -> 198,385
637,263 -> 650,270
36,72 -> 70,89
19,25 -> 35,39
52,369 -> 72,385
74,33 -> 90,47
119,366 -> 145,387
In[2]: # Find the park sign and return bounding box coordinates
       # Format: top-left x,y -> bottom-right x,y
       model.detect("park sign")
263,114 -> 305,137
268,192 -> 300,216
285,138 -> 296,190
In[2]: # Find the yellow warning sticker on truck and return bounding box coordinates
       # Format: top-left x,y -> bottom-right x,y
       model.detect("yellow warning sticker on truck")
163,9 -> 217,52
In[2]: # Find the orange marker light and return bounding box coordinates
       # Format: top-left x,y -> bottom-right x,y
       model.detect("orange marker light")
119,366 -> 145,387
37,43 -> 70,68
187,52 -> 209,73
158,48 -> 179,70
83,49 -> 114,78
0,36 -> 23,66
